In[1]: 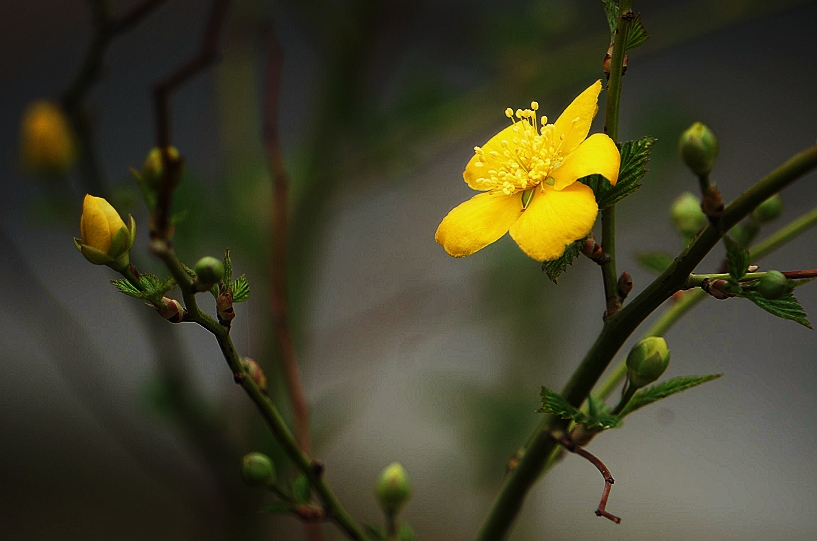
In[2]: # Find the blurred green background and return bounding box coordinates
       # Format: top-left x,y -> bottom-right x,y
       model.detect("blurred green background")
2,0 -> 817,540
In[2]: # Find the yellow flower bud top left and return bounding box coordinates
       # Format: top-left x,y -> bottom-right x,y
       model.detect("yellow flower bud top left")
75,195 -> 136,270
20,100 -> 77,175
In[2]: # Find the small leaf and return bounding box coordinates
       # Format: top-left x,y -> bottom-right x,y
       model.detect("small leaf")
619,374 -> 722,418
111,278 -> 143,299
724,236 -> 750,282
635,251 -> 674,275
364,525 -> 388,541
580,136 -> 656,210
602,0 -> 619,35
232,275 -> 251,303
538,387 -> 587,425
260,502 -> 291,514
541,239 -> 584,284
742,291 -> 812,329
588,412 -> 622,431
110,274 -> 175,303
397,523 -> 416,541
625,13 -> 649,50
291,473 -> 311,504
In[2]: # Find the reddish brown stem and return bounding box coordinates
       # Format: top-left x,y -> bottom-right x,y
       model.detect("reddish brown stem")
552,433 -> 621,524
262,23 -> 322,541
151,0 -> 231,239
781,270 -> 817,279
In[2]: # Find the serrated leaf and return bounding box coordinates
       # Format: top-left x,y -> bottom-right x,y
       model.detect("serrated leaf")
538,387 -> 587,424
541,239 -> 584,284
260,502 -> 291,514
111,274 -> 175,303
397,524 -> 416,541
724,236 -> 750,282
580,136 -> 656,210
602,0 -> 618,35
619,374 -> 722,418
111,278 -> 143,298
232,275 -> 250,303
364,525 -> 388,541
589,412 -> 622,430
742,291 -> 812,328
291,473 -> 311,504
635,251 -> 674,275
625,13 -> 649,50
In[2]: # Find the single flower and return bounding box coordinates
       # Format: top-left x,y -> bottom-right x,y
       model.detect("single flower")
19,100 -> 77,175
74,194 -> 136,270
435,80 -> 620,261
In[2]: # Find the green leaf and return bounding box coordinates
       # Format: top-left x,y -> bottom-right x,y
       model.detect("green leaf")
742,291 -> 812,329
110,274 -> 175,303
260,502 -> 291,514
291,473 -> 311,504
635,251 -> 674,275
232,275 -> 250,303
538,387 -> 586,424
580,136 -> 656,210
111,278 -> 142,298
602,0 -> 618,35
541,239 -> 584,284
397,524 -> 416,541
625,13 -> 649,50
724,236 -> 750,282
619,374 -> 722,418
364,525 -> 387,541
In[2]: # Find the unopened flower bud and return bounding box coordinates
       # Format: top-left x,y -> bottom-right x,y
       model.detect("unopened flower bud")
241,357 -> 268,393
242,452 -> 276,487
671,192 -> 707,238
73,194 -> 136,270
679,122 -> 719,176
20,100 -> 77,175
155,297 -> 186,323
376,462 -> 411,516
194,256 -> 224,290
142,147 -> 183,192
752,194 -> 783,224
757,270 -> 789,300
626,336 -> 670,389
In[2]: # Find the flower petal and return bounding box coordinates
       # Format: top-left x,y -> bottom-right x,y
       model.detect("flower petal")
509,183 -> 598,262
436,192 -> 522,257
553,80 -> 602,156
550,133 -> 621,190
463,122 -> 526,191
81,195 -> 114,253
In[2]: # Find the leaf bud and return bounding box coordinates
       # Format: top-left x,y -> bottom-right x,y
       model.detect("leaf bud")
20,100 -> 77,175
242,452 -> 276,487
670,192 -> 707,238
241,357 -> 268,393
752,194 -> 783,224
375,462 -> 411,516
194,256 -> 225,290
142,146 -> 184,192
626,336 -> 670,389
617,271 -> 633,300
679,122 -> 719,176
155,297 -> 185,323
73,194 -> 136,271
756,270 -> 789,300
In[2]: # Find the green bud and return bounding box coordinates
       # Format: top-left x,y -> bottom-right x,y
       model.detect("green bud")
671,192 -> 707,238
752,194 -> 783,223
375,462 -> 411,516
756,270 -> 789,300
194,256 -> 225,289
142,146 -> 183,192
626,337 -> 670,389
679,122 -> 719,176
242,452 -> 276,487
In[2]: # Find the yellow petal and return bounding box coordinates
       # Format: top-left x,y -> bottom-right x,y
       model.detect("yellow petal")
550,133 -> 621,190
463,123 -> 525,191
508,183 -> 598,262
436,192 -> 522,257
81,194 -> 126,254
553,80 -> 602,156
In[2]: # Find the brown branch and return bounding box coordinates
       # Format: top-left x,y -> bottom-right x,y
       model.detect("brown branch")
262,22 -> 323,541
551,433 -> 621,524
151,0 -> 231,240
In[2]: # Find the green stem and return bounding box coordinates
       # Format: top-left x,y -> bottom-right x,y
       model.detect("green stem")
475,143 -> 817,541
600,0 -> 632,318
149,239 -> 369,541
611,383 -> 636,416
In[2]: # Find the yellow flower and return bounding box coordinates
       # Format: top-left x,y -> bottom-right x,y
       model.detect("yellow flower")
19,100 -> 77,175
435,80 -> 621,261
74,195 -> 136,270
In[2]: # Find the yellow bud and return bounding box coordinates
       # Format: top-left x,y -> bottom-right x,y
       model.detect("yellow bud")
74,194 -> 136,270
20,100 -> 77,175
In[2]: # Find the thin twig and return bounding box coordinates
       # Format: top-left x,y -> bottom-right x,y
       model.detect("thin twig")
551,433 -> 621,524
262,23 -> 323,541
151,0 -> 231,240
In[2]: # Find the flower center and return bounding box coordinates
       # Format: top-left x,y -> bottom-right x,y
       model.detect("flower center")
471,102 -> 566,196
